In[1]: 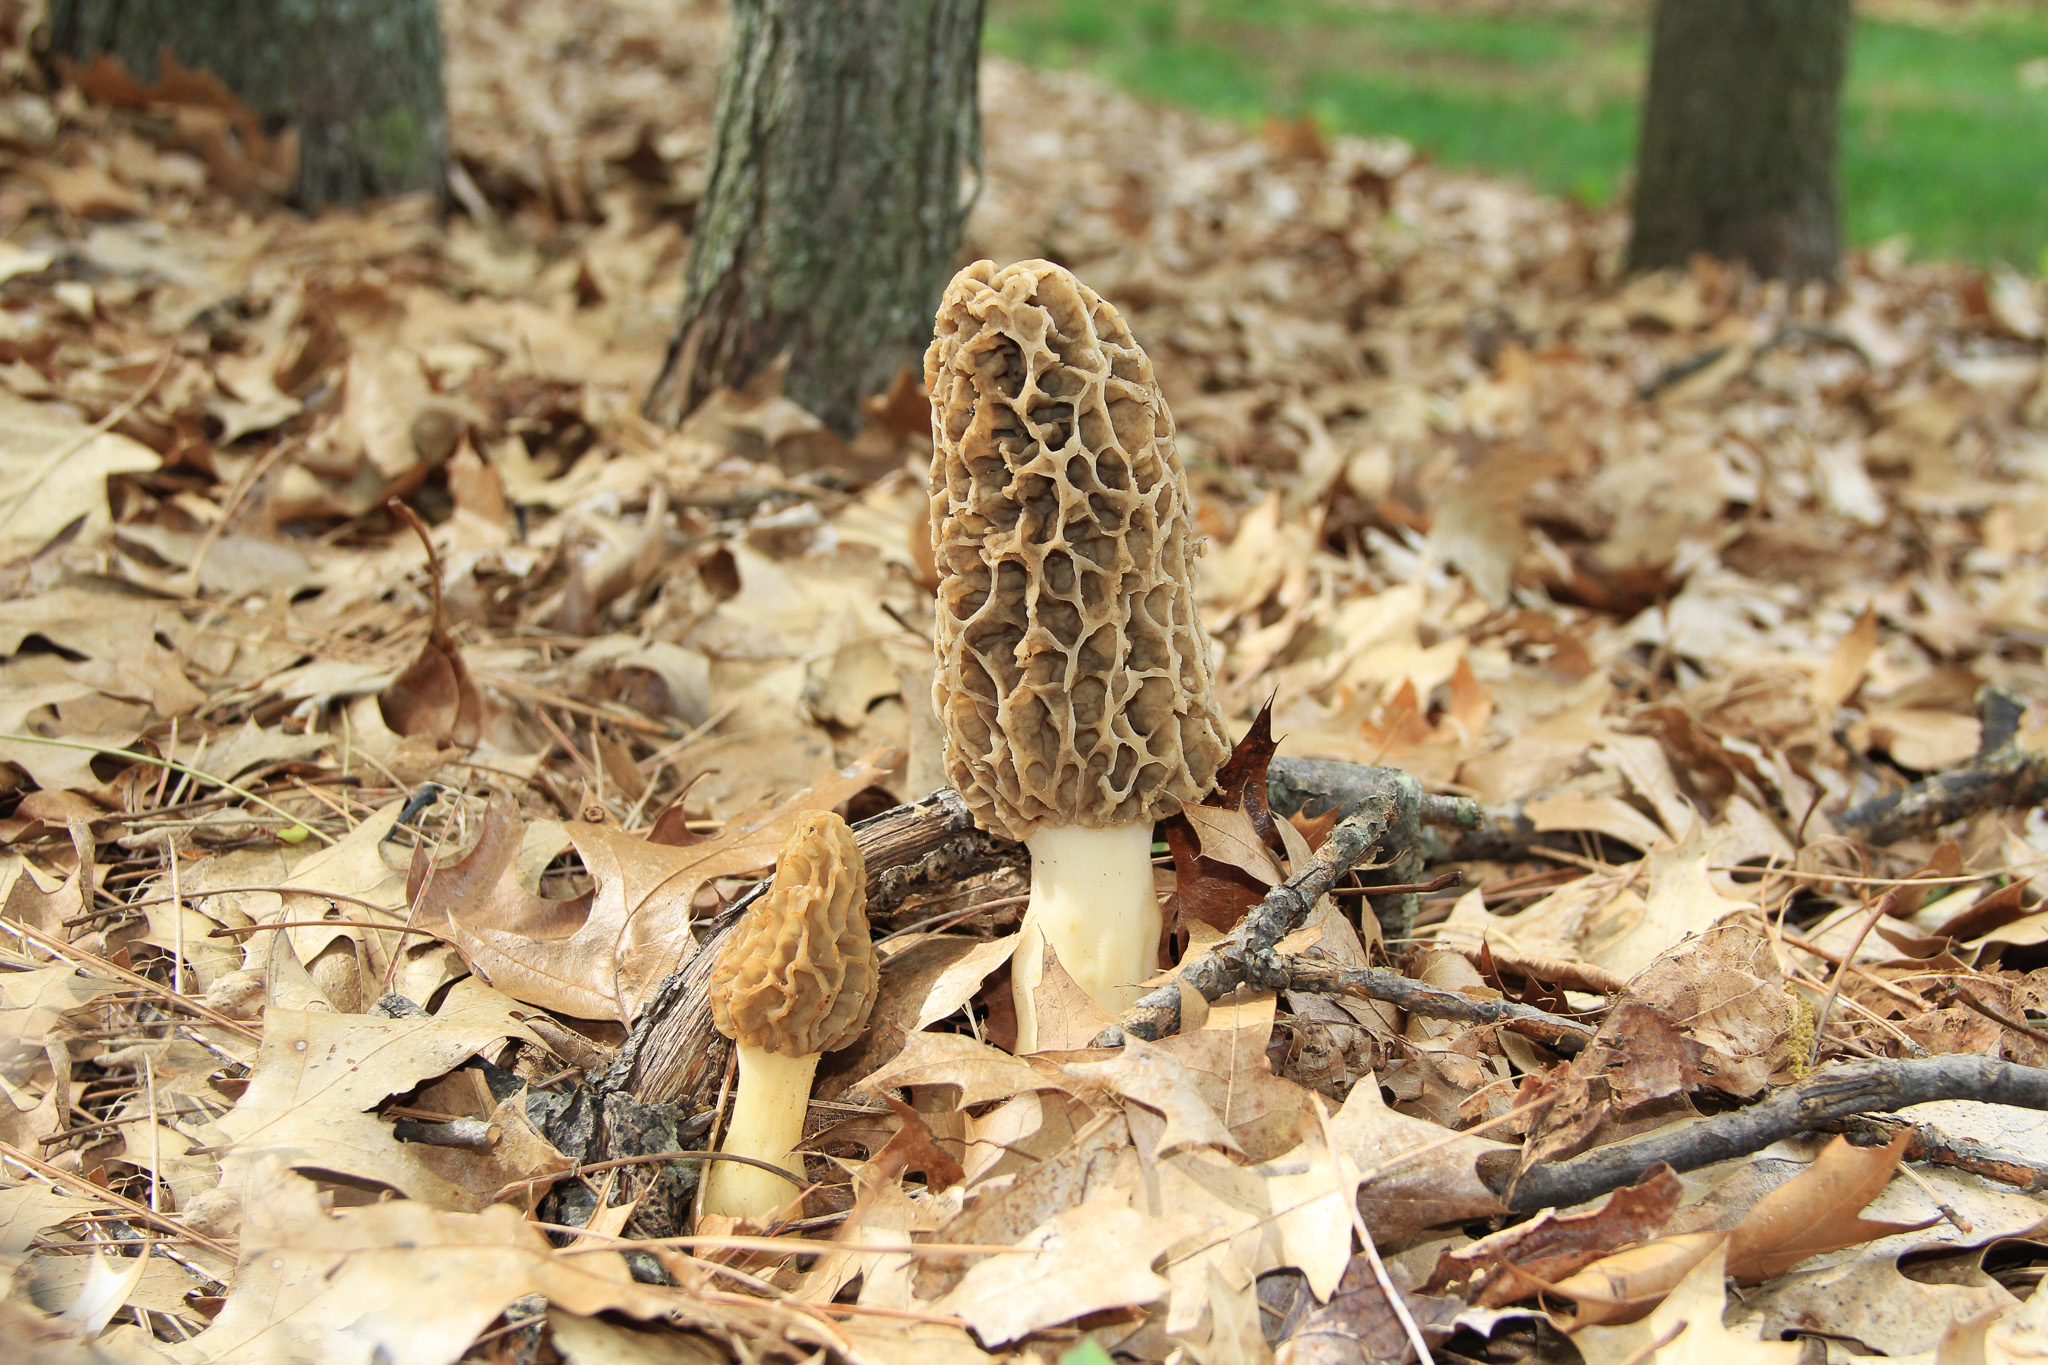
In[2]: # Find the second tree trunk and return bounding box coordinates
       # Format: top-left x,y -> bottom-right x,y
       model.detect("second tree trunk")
1626,0 -> 1851,283
646,0 -> 984,438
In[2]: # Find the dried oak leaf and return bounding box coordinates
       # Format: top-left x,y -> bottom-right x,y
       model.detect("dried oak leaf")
1570,1242 -> 1803,1365
1520,919 -> 1794,1169
212,979 -> 564,1211
180,1162 -> 674,1365
415,752 -> 896,1022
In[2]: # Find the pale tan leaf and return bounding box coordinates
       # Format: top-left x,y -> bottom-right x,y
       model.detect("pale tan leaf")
1571,1242 -> 1804,1365
213,979 -> 562,1210
1180,804 -> 1284,885
1062,1036 -> 1244,1157
933,1192 -> 1183,1346
173,1162 -> 675,1365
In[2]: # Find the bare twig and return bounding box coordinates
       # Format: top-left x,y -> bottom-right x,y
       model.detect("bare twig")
1838,687 -> 2048,844
0,1139 -> 235,1261
1094,790 -> 1401,1047
1285,959 -> 1595,1052
1490,1057 -> 2048,1212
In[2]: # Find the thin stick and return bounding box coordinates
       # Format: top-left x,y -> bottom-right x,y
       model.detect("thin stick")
0,1139 -> 234,1260
1349,1200 -> 1434,1365
1776,928 -> 1927,1011
114,886 -> 400,915
167,834 -> 184,997
208,920 -> 441,939
0,735 -> 335,845
1954,985 -> 2048,1048
1810,887 -> 1905,1068
497,1145 -> 807,1204
0,919 -> 260,1040
877,895 -> 1029,944
692,1046 -> 739,1229
540,1226 -> 1040,1259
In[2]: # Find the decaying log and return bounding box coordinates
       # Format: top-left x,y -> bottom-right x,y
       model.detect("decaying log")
605,759 -> 1466,1113
1486,1057 -> 2048,1212
1838,686 -> 2048,844
601,786 -> 1013,1112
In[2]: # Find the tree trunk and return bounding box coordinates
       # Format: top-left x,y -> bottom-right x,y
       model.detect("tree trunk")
46,0 -> 447,209
645,0 -> 984,439
1625,0 -> 1850,283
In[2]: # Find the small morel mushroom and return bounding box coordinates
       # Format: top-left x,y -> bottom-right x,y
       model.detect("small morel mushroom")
925,259 -> 1230,1051
704,810 -> 877,1221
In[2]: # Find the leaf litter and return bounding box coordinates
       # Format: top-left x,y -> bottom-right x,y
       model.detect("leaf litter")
0,0 -> 2044,1360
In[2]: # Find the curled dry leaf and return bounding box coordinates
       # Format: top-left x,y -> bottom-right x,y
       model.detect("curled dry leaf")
413,751 -> 896,1021
1570,1243 -> 1805,1365
213,979 -> 562,1210
1552,1134 -> 1927,1326
1425,1164 -> 1684,1307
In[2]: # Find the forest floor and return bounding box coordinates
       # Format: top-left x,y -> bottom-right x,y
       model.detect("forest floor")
2,0 -> 2048,1361
986,0 -> 2048,266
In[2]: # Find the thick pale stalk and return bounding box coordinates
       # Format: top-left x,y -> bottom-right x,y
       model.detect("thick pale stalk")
702,1043 -> 820,1221
1012,821 -> 1161,1053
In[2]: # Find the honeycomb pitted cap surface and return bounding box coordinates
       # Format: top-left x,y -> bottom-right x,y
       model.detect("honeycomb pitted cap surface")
925,259 -> 1229,842
710,811 -> 877,1057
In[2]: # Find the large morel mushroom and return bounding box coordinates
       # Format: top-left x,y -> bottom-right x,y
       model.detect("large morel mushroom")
925,258 -> 1230,1051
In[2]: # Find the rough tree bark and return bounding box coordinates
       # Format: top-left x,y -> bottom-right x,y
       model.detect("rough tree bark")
1626,0 -> 1850,282
645,0 -> 985,439
46,0 -> 447,208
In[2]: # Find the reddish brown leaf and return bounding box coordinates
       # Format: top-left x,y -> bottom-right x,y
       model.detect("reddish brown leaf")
1725,1133 -> 1932,1283
872,1094 -> 967,1192
1424,1164 -> 1683,1307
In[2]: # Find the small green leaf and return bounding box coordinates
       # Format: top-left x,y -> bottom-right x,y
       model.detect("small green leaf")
1057,1344 -> 1115,1365
277,825 -> 313,844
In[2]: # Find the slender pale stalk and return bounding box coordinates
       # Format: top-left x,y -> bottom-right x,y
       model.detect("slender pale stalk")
1011,821 -> 1161,1053
701,1043 -> 820,1221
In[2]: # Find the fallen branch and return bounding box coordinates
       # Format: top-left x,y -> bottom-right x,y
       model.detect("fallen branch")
610,759 -> 1461,1109
1825,1114 -> 2048,1195
1285,959 -> 1596,1052
1838,687 -> 2048,844
1489,1057 -> 2048,1212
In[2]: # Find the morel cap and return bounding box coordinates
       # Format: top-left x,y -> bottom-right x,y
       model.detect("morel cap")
925,259 -> 1229,843
710,811 -> 877,1057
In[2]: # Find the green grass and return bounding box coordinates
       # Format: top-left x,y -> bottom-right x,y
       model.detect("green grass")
987,0 -> 2048,269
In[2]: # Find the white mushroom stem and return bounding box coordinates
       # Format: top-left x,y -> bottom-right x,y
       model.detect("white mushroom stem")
701,1043 -> 819,1222
1011,821 -> 1161,1053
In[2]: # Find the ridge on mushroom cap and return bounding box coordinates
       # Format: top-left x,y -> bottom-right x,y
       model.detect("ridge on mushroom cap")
925,258 -> 1230,843
710,811 -> 877,1057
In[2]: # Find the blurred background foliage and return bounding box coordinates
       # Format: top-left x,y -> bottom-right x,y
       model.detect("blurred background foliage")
987,0 -> 2048,270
